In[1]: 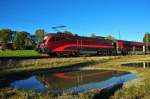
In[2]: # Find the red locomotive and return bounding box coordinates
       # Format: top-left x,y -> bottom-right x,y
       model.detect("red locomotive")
38,32 -> 117,56
37,32 -> 148,56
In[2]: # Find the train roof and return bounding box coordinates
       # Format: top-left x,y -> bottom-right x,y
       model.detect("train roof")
46,33 -> 146,46
46,32 -> 106,39
118,40 -> 144,43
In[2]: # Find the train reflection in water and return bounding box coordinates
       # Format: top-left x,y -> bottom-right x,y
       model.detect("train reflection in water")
10,70 -> 136,94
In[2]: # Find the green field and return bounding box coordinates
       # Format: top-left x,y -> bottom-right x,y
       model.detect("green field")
0,50 -> 42,57
0,55 -> 150,99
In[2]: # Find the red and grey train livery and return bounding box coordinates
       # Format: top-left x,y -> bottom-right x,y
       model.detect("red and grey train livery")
37,32 -> 149,56
117,40 -> 145,55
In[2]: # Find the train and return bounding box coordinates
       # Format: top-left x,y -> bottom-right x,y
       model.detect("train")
37,32 -> 150,56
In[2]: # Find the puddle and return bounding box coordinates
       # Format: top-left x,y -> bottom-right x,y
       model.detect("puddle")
9,70 -> 136,94
121,62 -> 150,68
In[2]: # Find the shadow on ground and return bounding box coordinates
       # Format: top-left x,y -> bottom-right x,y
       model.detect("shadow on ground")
92,84 -> 123,99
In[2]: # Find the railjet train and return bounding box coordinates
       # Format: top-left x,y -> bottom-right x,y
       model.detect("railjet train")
37,32 -> 150,56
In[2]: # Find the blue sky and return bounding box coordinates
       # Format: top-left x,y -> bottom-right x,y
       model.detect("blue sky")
0,0 -> 150,42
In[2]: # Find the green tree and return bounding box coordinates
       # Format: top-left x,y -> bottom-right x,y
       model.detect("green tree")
35,29 -> 45,43
91,33 -> 96,38
143,32 -> 150,51
0,29 -> 12,49
105,35 -> 116,40
0,29 -> 12,43
14,31 -> 28,50
63,31 -> 73,34
143,32 -> 150,43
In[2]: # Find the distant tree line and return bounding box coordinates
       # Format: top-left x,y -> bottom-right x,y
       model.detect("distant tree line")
0,28 -> 150,50
0,28 -> 46,50
91,32 -> 150,43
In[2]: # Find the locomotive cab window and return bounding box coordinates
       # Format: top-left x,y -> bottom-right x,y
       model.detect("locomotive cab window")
49,37 -> 60,42
60,37 -> 66,40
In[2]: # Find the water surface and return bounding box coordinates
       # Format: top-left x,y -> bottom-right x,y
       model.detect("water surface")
10,70 -> 136,94
122,62 -> 150,68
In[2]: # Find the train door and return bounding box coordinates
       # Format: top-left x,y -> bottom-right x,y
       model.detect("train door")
117,41 -> 124,54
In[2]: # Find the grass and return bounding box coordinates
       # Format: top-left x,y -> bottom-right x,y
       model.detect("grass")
0,50 -> 42,57
0,56 -> 116,75
1,55 -> 150,99
0,87 -> 99,99
0,88 -> 52,99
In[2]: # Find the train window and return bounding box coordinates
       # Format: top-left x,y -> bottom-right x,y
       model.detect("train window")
60,37 -> 65,40
49,37 -> 55,42
49,37 -> 60,42
55,37 -> 60,41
